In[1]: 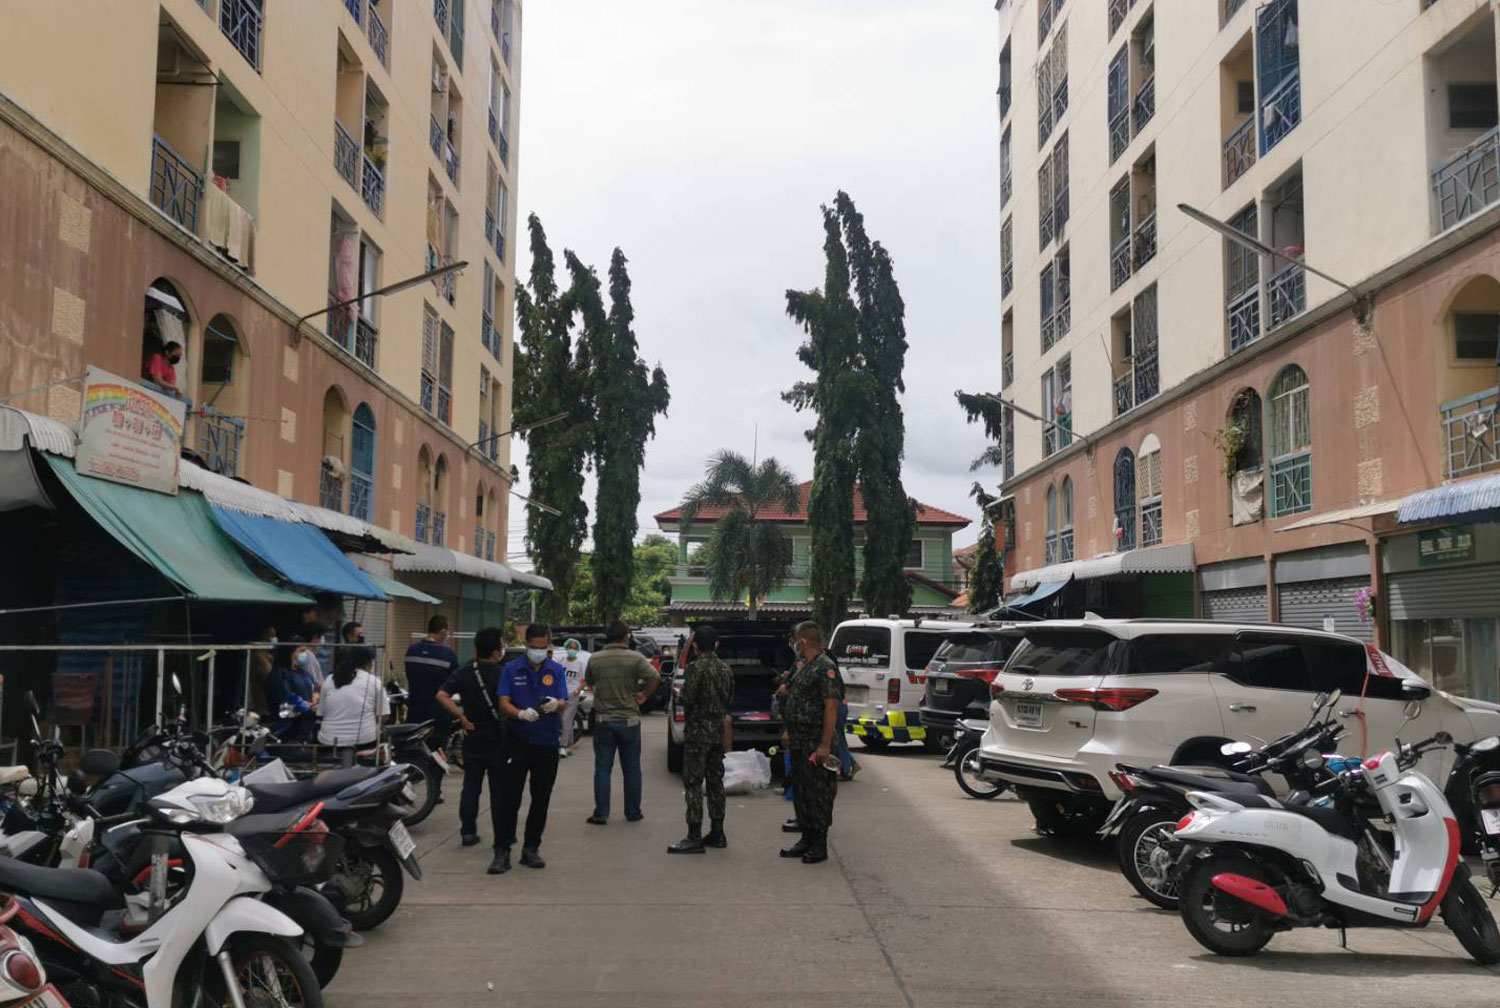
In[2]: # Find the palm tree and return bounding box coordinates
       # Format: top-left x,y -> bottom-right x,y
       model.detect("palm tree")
678,451 -> 801,620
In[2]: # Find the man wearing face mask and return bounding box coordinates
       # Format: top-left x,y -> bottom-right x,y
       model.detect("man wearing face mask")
779,621 -> 842,864
492,624 -> 570,874
555,638 -> 590,757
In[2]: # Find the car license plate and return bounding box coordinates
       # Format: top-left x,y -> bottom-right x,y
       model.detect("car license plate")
1013,701 -> 1044,729
1482,808 -> 1500,836
844,685 -> 868,704
388,821 -> 416,860
18,986 -> 68,1008
933,679 -> 950,695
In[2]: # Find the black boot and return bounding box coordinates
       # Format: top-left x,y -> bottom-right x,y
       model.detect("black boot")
667,834 -> 705,854
779,836 -> 812,858
486,848 -> 511,875
801,832 -> 828,864
780,818 -> 802,834
703,823 -> 727,849
520,847 -> 546,869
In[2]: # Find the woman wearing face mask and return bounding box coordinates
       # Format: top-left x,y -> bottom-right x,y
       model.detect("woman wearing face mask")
270,642 -> 320,742
556,638 -> 590,757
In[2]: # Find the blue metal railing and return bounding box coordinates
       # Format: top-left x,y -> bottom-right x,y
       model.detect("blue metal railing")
1228,285 -> 1261,352
429,114 -> 443,161
1223,116 -> 1256,188
349,473 -> 372,521
1132,347 -> 1159,406
1442,386 -> 1500,480
150,135 -> 203,233
195,408 -> 244,477
1434,127 -> 1500,232
368,3 -> 389,67
1115,372 -> 1134,417
1059,528 -> 1074,562
343,0 -> 361,24
485,209 -> 495,243
1266,261 -> 1305,329
444,139 -> 460,183
433,511 -> 447,546
333,122 -> 359,188
433,0 -> 449,32
415,503 -> 431,543
1260,71 -> 1301,154
361,155 -> 384,217
220,0 -> 263,71
495,228 -> 505,263
1270,451 -> 1312,517
498,132 -> 509,166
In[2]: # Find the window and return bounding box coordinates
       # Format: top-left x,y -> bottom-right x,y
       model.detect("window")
829,626 -> 892,668
1000,127 -> 1013,208
904,539 -> 924,569
1128,635 -> 1230,676
1045,485 -> 1059,563
1455,312 -> 1500,360
1304,641 -> 1405,700
357,238 -> 381,324
905,631 -> 952,672
1449,84 -> 1499,131
1268,364 -> 1312,516
1042,363 -> 1071,457
1139,434 -> 1163,547
350,403 -> 375,521
437,323 -> 455,425
1010,629 -> 1117,678
1059,476 -> 1074,561
1255,0 -> 1300,154
998,41 -> 1012,120
1001,217 -> 1013,297
1107,45 -> 1130,162
1227,633 -> 1314,692
1226,203 -> 1261,351
1113,448 -> 1137,551
1237,81 -> 1255,117
1041,246 -> 1070,348
421,306 -> 440,417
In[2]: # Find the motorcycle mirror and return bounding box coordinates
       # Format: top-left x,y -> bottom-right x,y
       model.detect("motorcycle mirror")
26,692 -> 40,716
171,673 -> 182,694
1402,699 -> 1423,722
1310,691 -> 1328,712
1435,731 -> 1454,746
1474,736 -> 1500,753
1402,680 -> 1433,700
78,748 -> 121,777
1220,741 -> 1253,756
1326,688 -> 1342,707
66,770 -> 87,795
1300,748 -> 1323,770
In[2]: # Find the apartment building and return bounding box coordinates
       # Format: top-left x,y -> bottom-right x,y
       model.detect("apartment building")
989,0 -> 1500,700
0,0 -> 528,648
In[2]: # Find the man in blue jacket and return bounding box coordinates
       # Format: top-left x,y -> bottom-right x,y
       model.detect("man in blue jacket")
491,623 -> 570,875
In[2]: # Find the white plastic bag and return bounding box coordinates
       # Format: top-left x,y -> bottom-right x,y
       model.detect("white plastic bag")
721,749 -> 772,794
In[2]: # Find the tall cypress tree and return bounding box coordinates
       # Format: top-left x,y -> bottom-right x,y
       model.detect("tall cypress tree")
586,249 -> 670,623
967,483 -> 1003,614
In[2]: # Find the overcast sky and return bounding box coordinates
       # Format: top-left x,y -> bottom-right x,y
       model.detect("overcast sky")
508,0 -> 999,564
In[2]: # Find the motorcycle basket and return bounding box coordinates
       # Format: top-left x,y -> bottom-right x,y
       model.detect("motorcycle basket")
240,827 -> 345,887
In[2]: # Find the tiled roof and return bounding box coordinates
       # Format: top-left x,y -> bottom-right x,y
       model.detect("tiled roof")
655,482 -> 970,528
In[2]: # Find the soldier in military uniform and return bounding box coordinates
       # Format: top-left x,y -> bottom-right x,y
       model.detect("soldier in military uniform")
668,627 -> 736,854
779,621 -> 841,864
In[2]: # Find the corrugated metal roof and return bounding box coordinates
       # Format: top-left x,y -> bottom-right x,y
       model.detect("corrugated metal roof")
1010,542 -> 1195,590
0,407 -> 77,457
1397,475 -> 1500,523
394,544 -> 514,585
1275,499 -> 1400,532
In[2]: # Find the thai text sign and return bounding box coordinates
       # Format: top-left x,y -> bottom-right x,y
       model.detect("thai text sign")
74,366 -> 186,494
1417,525 -> 1475,567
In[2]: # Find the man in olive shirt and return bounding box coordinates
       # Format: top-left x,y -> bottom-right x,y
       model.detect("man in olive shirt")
584,621 -> 660,824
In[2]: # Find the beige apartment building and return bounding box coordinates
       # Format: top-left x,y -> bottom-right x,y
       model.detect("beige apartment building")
990,0 -> 1500,701
0,0 -> 530,652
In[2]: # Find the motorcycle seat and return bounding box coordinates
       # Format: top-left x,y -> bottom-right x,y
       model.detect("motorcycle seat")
385,722 -> 433,742
1144,765 -> 1273,796
245,766 -> 377,813
0,857 -> 124,915
225,807 -> 319,838
1221,793 -> 1364,842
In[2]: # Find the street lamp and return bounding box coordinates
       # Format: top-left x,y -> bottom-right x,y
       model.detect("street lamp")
963,390 -> 1091,454
1176,203 -> 1371,325
290,259 -> 470,346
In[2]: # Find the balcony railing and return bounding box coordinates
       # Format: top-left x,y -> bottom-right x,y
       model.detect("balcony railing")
1038,0 -> 1053,44
149,135 -> 203,233
368,3 -> 389,67
1434,126 -> 1500,232
482,310 -> 496,359
1001,169 -> 1012,207
1045,533 -> 1058,565
438,386 -> 453,425
1131,76 -> 1155,136
488,108 -> 499,146
433,0 -> 449,33
415,502 -> 431,543
444,140 -> 460,183
1227,285 -> 1261,352
421,372 -> 435,414
1269,451 -> 1312,517
1443,386 -> 1500,479
343,0 -> 361,23
998,84 -> 1011,120
492,2 -> 501,39
1224,0 -> 1247,20
429,114 -> 443,161
1056,290 -> 1071,339
1260,71 -> 1301,154
485,209 -> 495,243
503,33 -> 511,65
1001,260 -> 1012,298
1132,212 -> 1157,269
220,0 -> 263,71
1002,353 -> 1014,388
1044,426 -> 1060,458
349,472 -> 372,521
495,228 -> 506,263
195,408 -> 244,477
320,468 -> 345,513
1141,499 -> 1163,547
1109,0 -> 1128,36
1059,528 -> 1074,562
1111,234 -> 1131,291
333,122 -> 359,189
498,132 -> 510,167
1223,116 -> 1256,189
1109,109 -> 1130,163
360,154 -> 384,217
439,262 -> 456,304
1133,347 -> 1160,405
354,317 -> 377,369
1266,261 -> 1305,328
1040,205 -> 1054,249
1114,372 -> 1134,417
433,511 -> 447,546
1040,314 -> 1055,353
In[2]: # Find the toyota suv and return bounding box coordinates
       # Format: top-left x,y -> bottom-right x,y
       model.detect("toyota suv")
976,617 -> 1500,836
919,626 -> 1023,748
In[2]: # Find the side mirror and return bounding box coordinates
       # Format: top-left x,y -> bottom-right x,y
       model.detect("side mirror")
78,748 -> 121,777
1402,680 -> 1433,700
1220,741 -> 1253,756
1436,731 -> 1454,746
1311,691 -> 1329,712
1326,688 -> 1342,707
1402,699 -> 1423,722
171,673 -> 183,694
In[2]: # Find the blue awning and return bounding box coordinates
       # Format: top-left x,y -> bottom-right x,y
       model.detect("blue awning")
1006,579 -> 1068,609
1397,475 -> 1500,524
210,506 -> 388,600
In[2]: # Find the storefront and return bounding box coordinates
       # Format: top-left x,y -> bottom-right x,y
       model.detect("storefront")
1199,557 -> 1269,622
1270,542 -> 1375,643
1005,543 -> 1195,618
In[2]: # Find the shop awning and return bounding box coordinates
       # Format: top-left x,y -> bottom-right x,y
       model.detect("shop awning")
509,569 -> 554,591
1005,579 -> 1068,609
42,455 -> 311,605
362,572 -> 441,604
1010,542 -> 1195,590
395,544 -> 515,585
1397,474 -> 1500,524
1275,499 -> 1401,532
210,506 -> 387,600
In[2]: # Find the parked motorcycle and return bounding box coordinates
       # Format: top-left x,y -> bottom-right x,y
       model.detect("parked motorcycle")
944,720 -> 1004,800
1447,734 -> 1500,889
380,722 -> 445,827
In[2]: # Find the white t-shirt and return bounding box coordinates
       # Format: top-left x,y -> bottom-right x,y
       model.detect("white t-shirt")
318,669 -> 390,746
558,651 -> 590,695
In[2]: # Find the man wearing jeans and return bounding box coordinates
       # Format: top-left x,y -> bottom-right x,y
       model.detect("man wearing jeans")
584,621 -> 660,824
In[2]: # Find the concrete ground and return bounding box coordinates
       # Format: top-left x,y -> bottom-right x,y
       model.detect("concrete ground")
327,715 -> 1500,1008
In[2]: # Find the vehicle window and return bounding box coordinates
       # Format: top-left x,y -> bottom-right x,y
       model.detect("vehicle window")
1129,634 -> 1230,676
934,633 -> 1018,667
1226,633 -> 1314,692
830,627 -> 892,669
1007,630 -> 1115,677
904,631 -> 952,672
1305,641 -> 1406,701
719,637 -> 795,669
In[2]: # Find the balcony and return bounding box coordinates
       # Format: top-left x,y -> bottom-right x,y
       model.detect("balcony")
438,386 -> 453,426
1132,346 -> 1159,405
195,407 -> 244,477
149,135 -> 203,233
1109,109 -> 1130,163
444,139 -> 460,184
415,502 -> 431,543
1434,127 -> 1500,233
1131,76 -> 1155,136
495,227 -> 506,263
320,467 -> 345,512
354,317 -> 377,369
220,0 -> 263,71
1039,206 -> 1054,249
1260,71 -> 1301,154
433,510 -> 447,546
433,0 -> 449,33
333,122 -> 359,189
342,0 -> 361,23
1111,235 -> 1131,291
1227,285 -> 1260,352
1056,287 -> 1071,339
1442,386 -> 1500,479
1132,212 -> 1157,269
1059,528 -> 1074,562
1109,0 -> 1128,37
1266,261 -> 1305,328
438,261 -> 456,304
498,132 -> 510,167
1114,372 -> 1134,417
1141,499 -> 1163,547
1001,260 -> 1012,298
349,472 -> 372,521
429,114 -> 443,162
368,3 -> 389,67
1002,353 -> 1013,388
1044,426 -> 1061,458
1223,117 -> 1256,188
1269,450 -> 1312,517
360,155 -> 384,217
1040,314 -> 1055,354
998,84 -> 1011,120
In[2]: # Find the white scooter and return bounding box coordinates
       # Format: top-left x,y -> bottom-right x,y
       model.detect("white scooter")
1172,730 -> 1500,963
1,777 -> 321,1008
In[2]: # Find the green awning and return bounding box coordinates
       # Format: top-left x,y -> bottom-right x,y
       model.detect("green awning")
363,572 -> 441,604
44,455 -> 312,606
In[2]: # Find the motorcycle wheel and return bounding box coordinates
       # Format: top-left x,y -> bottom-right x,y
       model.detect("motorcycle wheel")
954,748 -> 1004,800
1441,865 -> 1500,964
1026,795 -> 1105,838
402,766 -> 442,827
332,843 -> 404,931
1178,854 -> 1275,956
303,937 -> 343,988
1117,811 -> 1182,910
208,934 -> 323,1008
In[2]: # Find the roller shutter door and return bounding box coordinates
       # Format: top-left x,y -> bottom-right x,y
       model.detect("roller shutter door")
344,598 -> 392,678
1387,565 -> 1500,621
1276,577 -> 1373,642
388,598 -> 431,685
1202,587 -> 1269,623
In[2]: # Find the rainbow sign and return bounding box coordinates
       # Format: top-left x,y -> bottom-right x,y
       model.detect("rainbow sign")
74,366 -> 188,495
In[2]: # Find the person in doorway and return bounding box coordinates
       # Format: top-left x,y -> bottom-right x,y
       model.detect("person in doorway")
584,621 -> 660,825
248,625 -> 277,716
436,626 -> 509,849
779,621 -> 841,865
341,621 -> 364,644
556,638 -> 590,757
404,615 -> 459,728
143,341 -> 182,389
668,627 -> 734,854
318,646 -> 390,764
492,625 -> 569,874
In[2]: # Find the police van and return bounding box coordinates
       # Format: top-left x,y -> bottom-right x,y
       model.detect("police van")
828,617 -> 973,750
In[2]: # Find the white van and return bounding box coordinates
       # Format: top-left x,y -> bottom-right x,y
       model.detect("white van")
828,618 -> 973,749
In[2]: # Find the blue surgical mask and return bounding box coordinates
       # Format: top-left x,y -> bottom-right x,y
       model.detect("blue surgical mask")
526,648 -> 548,665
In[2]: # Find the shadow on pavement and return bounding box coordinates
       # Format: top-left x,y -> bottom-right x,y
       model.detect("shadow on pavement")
1190,950 -> 1496,978
1007,834 -> 1118,870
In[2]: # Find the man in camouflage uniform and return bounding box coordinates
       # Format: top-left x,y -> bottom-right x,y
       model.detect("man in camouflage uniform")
779,621 -> 841,864
668,627 -> 736,854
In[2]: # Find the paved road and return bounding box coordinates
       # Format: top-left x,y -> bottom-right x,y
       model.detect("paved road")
328,716 -> 1500,1007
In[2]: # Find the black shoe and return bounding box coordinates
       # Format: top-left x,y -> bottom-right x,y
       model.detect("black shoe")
801,844 -> 828,864
460,834 -> 480,847
779,837 -> 812,859
703,826 -> 727,849
780,818 -> 802,834
667,835 -> 705,854
626,813 -> 644,822
520,847 -> 546,869
486,849 -> 511,875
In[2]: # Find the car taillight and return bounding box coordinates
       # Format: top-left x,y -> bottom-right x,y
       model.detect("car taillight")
988,682 -> 1005,700
907,670 -> 926,685
887,679 -> 901,703
1054,687 -> 1158,712
975,668 -> 1000,684
1176,813 -> 1195,832
5,951 -> 41,990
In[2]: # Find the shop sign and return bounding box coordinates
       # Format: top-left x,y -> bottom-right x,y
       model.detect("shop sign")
74,366 -> 186,495
1417,525 -> 1475,567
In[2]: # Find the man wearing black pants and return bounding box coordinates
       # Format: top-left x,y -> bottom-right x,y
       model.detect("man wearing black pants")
435,626 -> 508,849
492,623 -> 569,875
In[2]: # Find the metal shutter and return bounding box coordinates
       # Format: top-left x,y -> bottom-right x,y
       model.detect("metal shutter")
387,598 -> 431,686
344,598 -> 392,679
1202,587 -> 1269,623
1276,577 -> 1373,642
1387,565 -> 1500,621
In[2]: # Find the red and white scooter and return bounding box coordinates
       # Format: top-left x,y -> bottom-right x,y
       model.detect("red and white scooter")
1172,730 -> 1500,963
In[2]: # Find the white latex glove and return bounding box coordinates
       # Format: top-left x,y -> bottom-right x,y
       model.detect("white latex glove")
539,697 -> 561,715
518,708 -> 539,722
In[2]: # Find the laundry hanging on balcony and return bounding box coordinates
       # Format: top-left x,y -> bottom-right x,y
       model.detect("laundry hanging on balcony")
201,185 -> 256,271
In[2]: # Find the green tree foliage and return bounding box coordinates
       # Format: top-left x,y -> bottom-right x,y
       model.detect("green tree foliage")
967,483 -> 1003,615
954,391 -> 1009,472
584,250 -> 670,623
567,534 -> 678,625
679,451 -> 801,620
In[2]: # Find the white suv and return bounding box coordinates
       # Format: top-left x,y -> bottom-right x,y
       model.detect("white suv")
977,617 -> 1500,834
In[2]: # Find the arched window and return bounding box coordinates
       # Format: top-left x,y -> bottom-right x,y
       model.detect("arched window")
474,481 -> 487,558
350,404 -> 376,521
1227,388 -> 1263,474
1139,434 -> 1163,547
142,279 -> 190,397
1267,365 -> 1311,517
1113,448 -> 1137,552
1045,485 -> 1059,564
1060,476 -> 1075,561
484,488 -> 498,561
320,388 -> 350,512
416,447 -> 433,542
432,455 -> 449,546
194,313 -> 246,476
